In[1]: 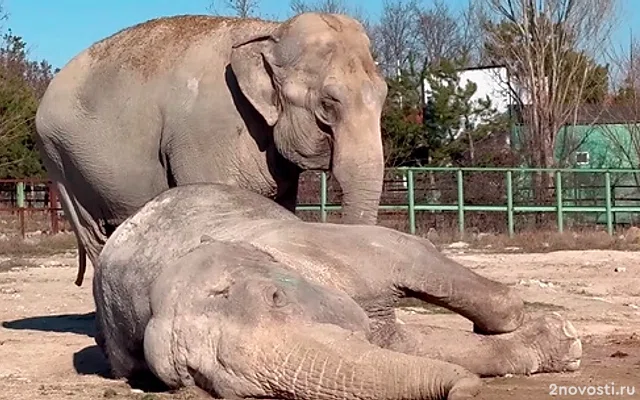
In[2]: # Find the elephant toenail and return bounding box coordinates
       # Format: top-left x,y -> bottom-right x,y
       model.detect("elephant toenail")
562,320 -> 579,338
569,339 -> 582,357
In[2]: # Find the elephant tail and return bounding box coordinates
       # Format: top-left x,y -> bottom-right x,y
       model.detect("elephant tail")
53,180 -> 106,287
75,244 -> 87,286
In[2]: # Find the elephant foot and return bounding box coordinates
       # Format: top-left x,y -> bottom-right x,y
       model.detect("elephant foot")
377,312 -> 580,378
448,376 -> 482,400
510,312 -> 582,374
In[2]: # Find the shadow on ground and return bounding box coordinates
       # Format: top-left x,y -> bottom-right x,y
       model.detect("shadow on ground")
74,345 -> 170,392
1,312 -> 96,337
73,345 -> 112,378
3,312 -> 169,392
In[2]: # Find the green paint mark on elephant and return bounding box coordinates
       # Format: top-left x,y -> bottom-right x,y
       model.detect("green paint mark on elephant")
271,272 -> 299,286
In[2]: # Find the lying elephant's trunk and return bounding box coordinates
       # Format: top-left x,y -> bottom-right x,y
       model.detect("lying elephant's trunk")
257,324 -> 481,400
147,294 -> 480,399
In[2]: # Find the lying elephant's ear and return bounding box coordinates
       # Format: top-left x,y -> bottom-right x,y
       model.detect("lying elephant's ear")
230,35 -> 280,126
144,316 -> 188,387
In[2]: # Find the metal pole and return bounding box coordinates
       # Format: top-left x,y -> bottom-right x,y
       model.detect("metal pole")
17,181 -> 25,239
407,169 -> 415,234
556,171 -> 564,233
16,181 -> 24,208
605,171 -> 613,235
506,170 -> 514,237
320,172 -> 327,223
456,169 -> 465,236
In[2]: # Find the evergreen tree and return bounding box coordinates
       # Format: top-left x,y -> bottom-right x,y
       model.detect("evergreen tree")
0,30 -> 54,178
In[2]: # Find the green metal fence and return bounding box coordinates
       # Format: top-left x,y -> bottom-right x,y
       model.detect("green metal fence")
295,167 -> 640,237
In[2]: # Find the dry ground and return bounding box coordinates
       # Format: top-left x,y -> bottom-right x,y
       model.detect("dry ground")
0,236 -> 638,400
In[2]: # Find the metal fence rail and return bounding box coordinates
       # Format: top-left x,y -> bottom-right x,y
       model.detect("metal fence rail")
296,167 -> 640,237
3,167 -> 640,238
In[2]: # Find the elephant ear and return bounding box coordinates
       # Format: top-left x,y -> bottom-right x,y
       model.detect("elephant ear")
230,35 -> 280,126
144,316 -> 188,387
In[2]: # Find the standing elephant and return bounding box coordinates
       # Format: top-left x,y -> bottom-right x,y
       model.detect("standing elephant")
100,183 -> 582,379
34,12 -> 387,285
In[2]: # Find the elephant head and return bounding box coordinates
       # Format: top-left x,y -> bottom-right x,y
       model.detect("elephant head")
143,240 -> 480,399
230,13 -> 388,225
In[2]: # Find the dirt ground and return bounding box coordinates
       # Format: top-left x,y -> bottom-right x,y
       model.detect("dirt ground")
0,245 -> 638,400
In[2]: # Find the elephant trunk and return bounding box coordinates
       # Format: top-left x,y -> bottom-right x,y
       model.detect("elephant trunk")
331,121 -> 384,225
259,325 -> 481,400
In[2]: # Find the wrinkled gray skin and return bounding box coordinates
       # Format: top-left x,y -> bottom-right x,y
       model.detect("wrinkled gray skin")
34,12 -> 387,285
96,232 -> 480,399
99,183 -> 582,383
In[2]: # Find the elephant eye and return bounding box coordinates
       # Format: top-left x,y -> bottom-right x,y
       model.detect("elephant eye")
316,97 -> 340,127
265,287 -> 289,308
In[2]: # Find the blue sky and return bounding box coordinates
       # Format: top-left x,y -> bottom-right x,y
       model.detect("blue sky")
5,0 -> 640,70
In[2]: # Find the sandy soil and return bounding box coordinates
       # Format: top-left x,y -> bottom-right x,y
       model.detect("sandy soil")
0,247 -> 638,400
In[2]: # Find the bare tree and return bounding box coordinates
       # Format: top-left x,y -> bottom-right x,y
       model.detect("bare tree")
0,1 -> 6,28
207,0 -> 260,18
291,0 -> 371,27
481,0 -> 619,205
614,38 -> 640,94
290,0 -> 349,14
369,0 -> 485,125
458,0 -> 486,66
370,0 -> 419,77
415,1 -> 468,67
596,37 -> 640,188
289,0 -> 373,44
372,0 -> 483,79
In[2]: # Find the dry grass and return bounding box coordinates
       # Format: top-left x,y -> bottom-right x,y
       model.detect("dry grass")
2,210 -> 640,258
0,211 -> 75,257
0,233 -> 76,257
428,228 -> 640,253
0,211 -> 70,236
297,210 -> 640,253
0,258 -> 39,272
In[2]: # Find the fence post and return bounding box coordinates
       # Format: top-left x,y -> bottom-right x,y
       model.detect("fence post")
49,183 -> 59,234
407,169 -> 415,235
556,170 -> 564,233
456,169 -> 465,237
506,170 -> 514,237
320,172 -> 327,223
16,181 -> 25,239
605,171 -> 613,235
16,181 -> 25,208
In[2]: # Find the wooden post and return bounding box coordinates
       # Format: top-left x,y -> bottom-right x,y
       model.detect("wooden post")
49,183 -> 59,234
19,208 -> 25,239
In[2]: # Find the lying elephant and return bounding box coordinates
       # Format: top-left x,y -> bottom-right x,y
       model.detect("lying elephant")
95,231 -> 481,399
97,183 -> 582,381
35,12 -> 388,285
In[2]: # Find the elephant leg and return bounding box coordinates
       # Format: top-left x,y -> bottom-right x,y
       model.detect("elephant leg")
379,313 -> 581,377
55,181 -> 106,286
91,273 -> 106,353
394,236 -> 525,334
